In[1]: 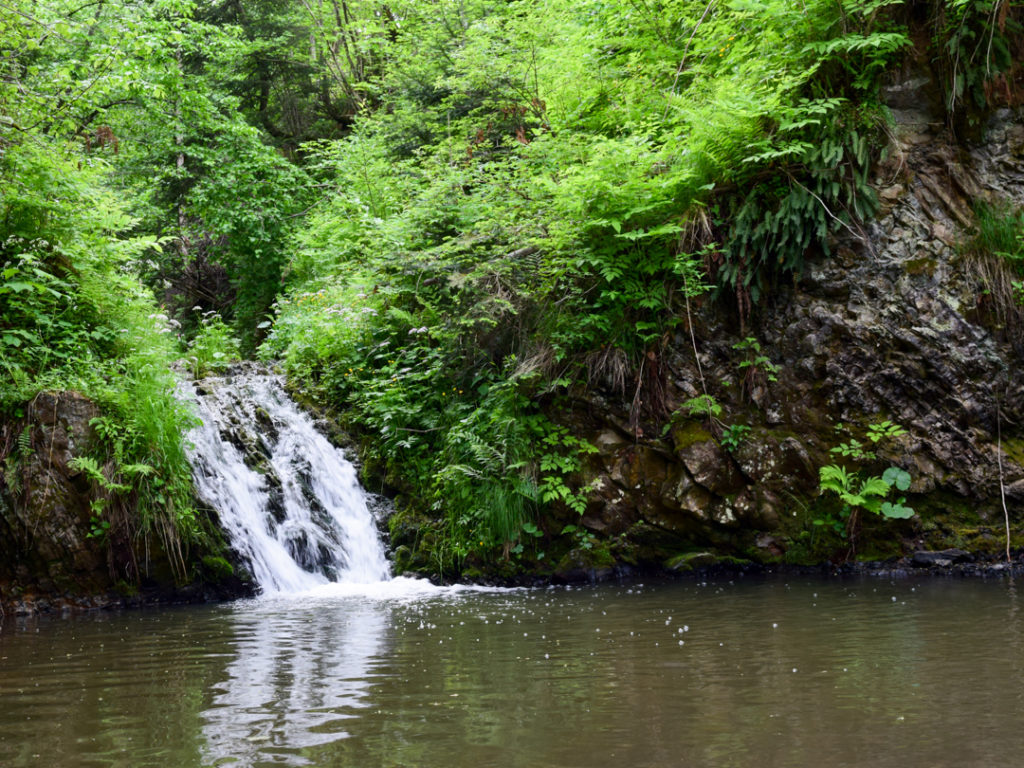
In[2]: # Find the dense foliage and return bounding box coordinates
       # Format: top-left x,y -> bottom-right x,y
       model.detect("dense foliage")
2,0 -> 1021,578
261,0 -> 917,573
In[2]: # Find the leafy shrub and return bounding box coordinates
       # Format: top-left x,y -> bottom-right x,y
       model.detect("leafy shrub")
0,137 -> 203,578
262,0 -> 916,574
185,311 -> 241,378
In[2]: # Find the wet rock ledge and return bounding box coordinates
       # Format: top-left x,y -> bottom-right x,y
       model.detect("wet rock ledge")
0,391 -> 250,617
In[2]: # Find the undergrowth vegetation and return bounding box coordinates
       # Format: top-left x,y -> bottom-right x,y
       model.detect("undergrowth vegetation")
261,0 -> 918,573
964,200 -> 1024,341
4,0 -> 1022,581
0,141 -> 202,576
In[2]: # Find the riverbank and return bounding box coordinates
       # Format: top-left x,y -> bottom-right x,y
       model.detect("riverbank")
8,545 -> 1024,619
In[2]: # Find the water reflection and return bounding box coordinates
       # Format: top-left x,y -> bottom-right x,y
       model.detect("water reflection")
7,578 -> 1024,768
202,597 -> 391,766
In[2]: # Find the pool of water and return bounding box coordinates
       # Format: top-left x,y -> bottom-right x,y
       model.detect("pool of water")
2,575 -> 1023,767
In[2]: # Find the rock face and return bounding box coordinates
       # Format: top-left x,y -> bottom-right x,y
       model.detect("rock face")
0,392 -> 114,599
563,73 -> 1024,565
0,391 -> 242,613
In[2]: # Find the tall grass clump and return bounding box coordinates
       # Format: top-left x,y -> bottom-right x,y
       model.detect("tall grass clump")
964,200 -> 1024,338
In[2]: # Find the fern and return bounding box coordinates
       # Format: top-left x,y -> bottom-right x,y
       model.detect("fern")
17,425 -> 32,455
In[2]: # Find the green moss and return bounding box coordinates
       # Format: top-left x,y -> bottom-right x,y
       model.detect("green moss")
904,257 -> 938,276
556,542 -> 615,573
664,551 -> 718,571
669,420 -> 713,452
1003,438 -> 1024,467
114,579 -> 139,597
201,555 -> 234,582
609,535 -> 640,566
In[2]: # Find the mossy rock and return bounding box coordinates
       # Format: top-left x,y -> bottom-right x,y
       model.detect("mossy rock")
904,257 -> 938,276
201,555 -> 235,582
669,420 -> 713,452
555,542 -> 616,578
1002,438 -> 1024,467
114,579 -> 139,597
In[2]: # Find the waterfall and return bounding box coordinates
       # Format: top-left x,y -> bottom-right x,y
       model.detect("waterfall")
185,367 -> 391,593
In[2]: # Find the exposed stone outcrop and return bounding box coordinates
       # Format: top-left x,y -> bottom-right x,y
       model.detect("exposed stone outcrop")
0,390 -> 247,614
563,72 -> 1024,566
0,391 -> 113,598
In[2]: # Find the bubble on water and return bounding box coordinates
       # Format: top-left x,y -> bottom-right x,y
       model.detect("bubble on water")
772,623 -> 778,628
678,640 -> 684,646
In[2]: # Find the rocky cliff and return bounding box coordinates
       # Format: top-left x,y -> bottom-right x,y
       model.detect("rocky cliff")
554,73 -> 1024,574
0,392 -> 116,606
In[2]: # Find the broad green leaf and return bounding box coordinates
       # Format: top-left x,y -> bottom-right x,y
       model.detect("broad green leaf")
882,466 -> 911,492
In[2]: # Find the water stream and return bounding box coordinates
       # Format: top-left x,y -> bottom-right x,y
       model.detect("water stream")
185,368 -> 390,592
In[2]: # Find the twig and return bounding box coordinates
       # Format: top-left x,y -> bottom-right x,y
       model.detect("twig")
998,401 -> 1011,563
681,268 -> 714,436
787,173 -> 865,241
662,0 -> 718,122
629,357 -> 645,438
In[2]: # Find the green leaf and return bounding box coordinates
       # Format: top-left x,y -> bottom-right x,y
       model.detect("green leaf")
858,476 -> 891,498
882,466 -> 911,492
1,281 -> 35,294
819,464 -> 851,494
880,501 -> 915,519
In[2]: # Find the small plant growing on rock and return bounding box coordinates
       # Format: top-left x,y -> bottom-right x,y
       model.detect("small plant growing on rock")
732,336 -> 779,401
817,421 -> 914,551
830,420 -> 906,461
679,394 -> 723,431
867,420 -> 907,445
720,423 -> 751,452
818,465 -> 914,520
560,523 -> 598,551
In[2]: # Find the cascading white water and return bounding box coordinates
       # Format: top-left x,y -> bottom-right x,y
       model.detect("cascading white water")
185,367 -> 391,593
